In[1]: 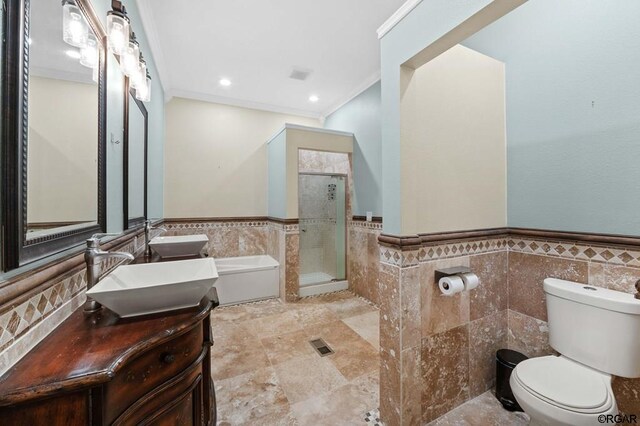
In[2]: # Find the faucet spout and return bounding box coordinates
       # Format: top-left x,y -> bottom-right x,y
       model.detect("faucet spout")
145,220 -> 167,257
84,235 -> 134,314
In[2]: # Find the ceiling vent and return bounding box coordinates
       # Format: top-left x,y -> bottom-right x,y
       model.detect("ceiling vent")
289,68 -> 312,81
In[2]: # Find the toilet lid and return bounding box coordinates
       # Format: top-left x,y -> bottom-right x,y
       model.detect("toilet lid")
516,356 -> 610,410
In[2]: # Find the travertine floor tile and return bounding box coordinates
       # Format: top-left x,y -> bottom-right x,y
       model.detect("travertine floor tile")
342,311 -> 380,349
215,366 -> 291,425
211,292 -> 381,424
261,329 -> 317,365
427,390 -> 529,426
273,354 -> 348,404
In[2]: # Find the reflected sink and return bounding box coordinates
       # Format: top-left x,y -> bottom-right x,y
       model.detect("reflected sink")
86,258 -> 218,318
149,235 -> 209,258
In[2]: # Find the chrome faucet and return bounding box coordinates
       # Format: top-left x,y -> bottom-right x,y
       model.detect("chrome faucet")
144,219 -> 167,257
84,233 -> 135,313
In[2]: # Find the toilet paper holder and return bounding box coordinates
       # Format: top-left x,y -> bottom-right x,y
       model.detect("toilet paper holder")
434,266 -> 472,282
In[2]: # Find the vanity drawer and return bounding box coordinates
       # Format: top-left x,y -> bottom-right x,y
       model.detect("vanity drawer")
104,323 -> 203,423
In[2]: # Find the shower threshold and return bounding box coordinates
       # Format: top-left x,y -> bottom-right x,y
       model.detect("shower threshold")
299,276 -> 348,297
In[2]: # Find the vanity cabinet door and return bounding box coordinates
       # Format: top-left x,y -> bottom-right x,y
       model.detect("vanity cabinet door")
112,360 -> 205,426
104,323 -> 203,423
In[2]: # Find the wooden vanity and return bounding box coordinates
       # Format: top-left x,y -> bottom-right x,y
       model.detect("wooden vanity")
0,297 -> 216,425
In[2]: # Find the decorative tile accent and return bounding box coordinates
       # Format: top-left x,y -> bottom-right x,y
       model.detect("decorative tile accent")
365,408 -> 384,425
379,246 -> 420,268
0,235 -> 143,373
349,220 -> 383,231
508,237 -> 640,267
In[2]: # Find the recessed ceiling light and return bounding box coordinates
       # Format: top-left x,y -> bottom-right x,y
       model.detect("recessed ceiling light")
219,78 -> 231,87
309,95 -> 319,103
65,49 -> 81,59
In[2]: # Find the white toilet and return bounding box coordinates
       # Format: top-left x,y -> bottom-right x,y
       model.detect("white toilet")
510,278 -> 640,426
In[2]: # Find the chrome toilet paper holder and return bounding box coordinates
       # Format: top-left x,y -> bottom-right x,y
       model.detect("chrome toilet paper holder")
434,266 -> 472,282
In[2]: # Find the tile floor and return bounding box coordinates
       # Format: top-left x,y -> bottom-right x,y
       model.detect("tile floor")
211,291 -> 529,426
427,391 -> 530,426
211,291 -> 380,426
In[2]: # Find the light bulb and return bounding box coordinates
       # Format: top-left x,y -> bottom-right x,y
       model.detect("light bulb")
80,34 -> 98,68
121,40 -> 140,76
63,1 -> 88,48
309,95 -> 319,103
136,75 -> 151,102
130,61 -> 146,89
107,11 -> 129,55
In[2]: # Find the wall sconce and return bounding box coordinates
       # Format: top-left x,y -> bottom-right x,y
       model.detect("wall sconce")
106,1 -> 152,102
106,0 -> 130,56
62,0 -> 88,48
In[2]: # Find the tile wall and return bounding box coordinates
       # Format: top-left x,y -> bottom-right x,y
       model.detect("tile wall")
378,234 -> 640,425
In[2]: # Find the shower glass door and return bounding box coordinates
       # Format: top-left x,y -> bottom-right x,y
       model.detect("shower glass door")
298,173 -> 346,287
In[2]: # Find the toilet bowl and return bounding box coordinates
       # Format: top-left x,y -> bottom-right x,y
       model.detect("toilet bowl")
509,278 -> 640,426
510,356 -> 617,426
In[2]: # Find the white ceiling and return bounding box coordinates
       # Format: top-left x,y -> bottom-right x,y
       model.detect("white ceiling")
136,0 -> 405,118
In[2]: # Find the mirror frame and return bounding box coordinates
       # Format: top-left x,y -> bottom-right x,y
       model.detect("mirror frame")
122,80 -> 148,229
1,0 -> 107,269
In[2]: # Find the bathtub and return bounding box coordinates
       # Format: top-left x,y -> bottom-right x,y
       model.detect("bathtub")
213,255 -> 279,305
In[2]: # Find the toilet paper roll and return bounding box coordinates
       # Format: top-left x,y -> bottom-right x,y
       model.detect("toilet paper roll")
439,276 -> 465,296
460,272 -> 479,291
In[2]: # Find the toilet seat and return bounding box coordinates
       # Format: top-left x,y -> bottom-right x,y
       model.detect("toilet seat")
513,356 -> 613,413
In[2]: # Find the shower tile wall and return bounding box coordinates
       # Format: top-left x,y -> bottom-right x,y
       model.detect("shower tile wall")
298,150 -> 351,285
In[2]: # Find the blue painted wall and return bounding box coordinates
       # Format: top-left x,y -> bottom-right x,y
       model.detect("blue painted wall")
379,0 -> 495,234
324,81 -> 382,217
464,0 -> 640,235
93,0 -> 165,226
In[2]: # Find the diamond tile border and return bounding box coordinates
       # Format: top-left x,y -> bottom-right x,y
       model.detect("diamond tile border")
508,237 -> 640,267
379,234 -> 640,269
0,238 -> 141,363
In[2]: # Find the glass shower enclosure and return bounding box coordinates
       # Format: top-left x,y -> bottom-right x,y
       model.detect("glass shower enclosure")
298,173 -> 346,288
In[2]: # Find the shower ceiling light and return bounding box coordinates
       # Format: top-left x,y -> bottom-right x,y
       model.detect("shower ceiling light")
219,78 -> 231,87
309,95 -> 319,103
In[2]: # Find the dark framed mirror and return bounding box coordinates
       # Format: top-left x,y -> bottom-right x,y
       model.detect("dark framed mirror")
123,80 -> 147,229
2,0 -> 107,269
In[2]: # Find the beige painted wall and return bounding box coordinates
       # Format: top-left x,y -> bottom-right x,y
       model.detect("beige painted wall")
164,98 -> 319,218
400,44 -> 507,235
27,76 -> 98,224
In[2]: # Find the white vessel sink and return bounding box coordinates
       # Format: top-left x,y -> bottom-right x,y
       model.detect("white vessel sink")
149,235 -> 208,258
86,258 -> 218,318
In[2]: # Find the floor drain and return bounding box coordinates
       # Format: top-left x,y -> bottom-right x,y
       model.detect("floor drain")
309,338 -> 334,357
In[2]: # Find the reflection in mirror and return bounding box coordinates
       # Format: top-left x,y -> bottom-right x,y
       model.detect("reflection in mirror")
125,90 -> 147,227
26,0 -> 100,240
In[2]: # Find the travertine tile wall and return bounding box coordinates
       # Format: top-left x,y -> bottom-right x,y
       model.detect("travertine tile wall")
507,237 -> 640,416
378,238 -> 509,425
348,220 -> 383,306
164,220 -> 269,258
166,220 -> 301,302
0,233 -> 147,376
379,235 -> 640,425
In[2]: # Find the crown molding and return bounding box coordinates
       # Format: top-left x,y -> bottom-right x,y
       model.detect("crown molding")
321,71 -> 380,120
377,0 -> 423,39
266,123 -> 354,145
168,88 -> 323,120
136,0 -> 171,93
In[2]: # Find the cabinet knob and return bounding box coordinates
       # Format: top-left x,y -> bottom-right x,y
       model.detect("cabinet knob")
161,352 -> 175,364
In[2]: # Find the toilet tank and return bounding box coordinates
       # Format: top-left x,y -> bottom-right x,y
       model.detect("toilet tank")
544,278 -> 640,378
